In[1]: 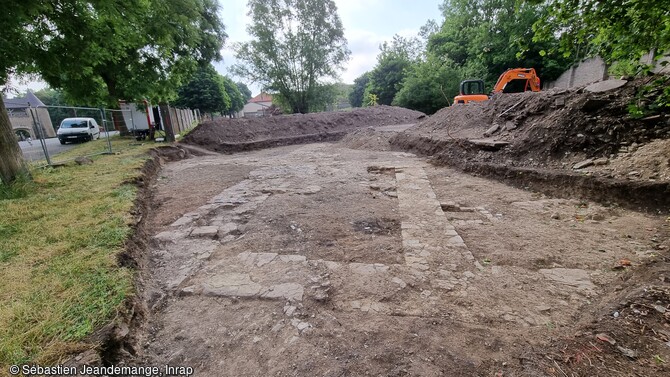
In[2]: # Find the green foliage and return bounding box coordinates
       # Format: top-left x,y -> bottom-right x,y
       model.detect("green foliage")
221,76 -> 245,117
2,0 -> 227,105
533,0 -> 670,64
380,0 -> 572,114
349,72 -> 370,107
235,82 -> 253,102
393,56 -> 462,114
365,36 -> 419,106
331,83 -> 354,109
628,76 -> 670,118
233,0 -> 350,114
32,88 -> 71,133
430,0 -> 569,86
175,65 -> 231,116
367,93 -> 379,107
273,83 -> 341,113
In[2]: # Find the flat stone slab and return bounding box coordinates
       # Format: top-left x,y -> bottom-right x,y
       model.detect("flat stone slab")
349,263 -> 389,275
218,222 -> 239,236
202,273 -> 262,297
171,215 -> 199,227
190,226 -> 219,238
539,268 -> 597,294
260,283 -> 304,301
585,79 -> 627,93
468,139 -> 510,150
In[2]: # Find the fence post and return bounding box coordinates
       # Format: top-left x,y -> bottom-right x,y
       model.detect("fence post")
159,104 -> 176,142
29,107 -> 52,166
100,108 -> 112,154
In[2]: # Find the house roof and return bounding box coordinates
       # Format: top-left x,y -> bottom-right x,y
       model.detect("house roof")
248,92 -> 273,103
3,92 -> 45,109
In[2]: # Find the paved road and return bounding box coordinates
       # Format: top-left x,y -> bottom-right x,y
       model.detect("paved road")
19,131 -> 119,162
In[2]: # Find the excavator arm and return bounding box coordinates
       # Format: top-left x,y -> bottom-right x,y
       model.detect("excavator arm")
492,68 -> 541,94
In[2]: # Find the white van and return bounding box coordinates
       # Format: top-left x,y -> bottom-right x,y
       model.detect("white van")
57,118 -> 101,145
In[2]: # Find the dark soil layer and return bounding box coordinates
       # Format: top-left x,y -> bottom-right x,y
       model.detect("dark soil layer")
391,76 -> 670,213
183,105 -> 425,153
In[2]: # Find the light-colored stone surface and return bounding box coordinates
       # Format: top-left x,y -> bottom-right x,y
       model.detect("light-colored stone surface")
585,79 -> 627,93
539,268 -> 597,294
190,226 -> 219,238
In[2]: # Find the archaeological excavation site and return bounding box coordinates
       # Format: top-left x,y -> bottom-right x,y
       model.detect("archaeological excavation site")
107,79 -> 670,377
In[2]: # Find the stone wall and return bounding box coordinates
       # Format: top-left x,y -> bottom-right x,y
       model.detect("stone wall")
544,52 -> 670,90
543,57 -> 609,90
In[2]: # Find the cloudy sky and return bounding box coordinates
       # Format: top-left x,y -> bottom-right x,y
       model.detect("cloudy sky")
215,0 -> 443,95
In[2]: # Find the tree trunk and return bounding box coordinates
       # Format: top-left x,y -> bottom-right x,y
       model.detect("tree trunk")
0,99 -> 29,184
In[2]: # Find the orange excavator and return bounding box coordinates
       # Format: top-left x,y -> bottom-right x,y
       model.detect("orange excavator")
454,68 -> 541,104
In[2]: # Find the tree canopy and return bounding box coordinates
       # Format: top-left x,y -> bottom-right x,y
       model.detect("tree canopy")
364,36 -> 420,106
233,0 -> 350,113
235,82 -> 253,102
0,0 -> 227,184
365,0 -> 572,115
349,72 -> 370,108
175,65 -> 230,117
221,76 -> 245,117
532,0 -> 670,65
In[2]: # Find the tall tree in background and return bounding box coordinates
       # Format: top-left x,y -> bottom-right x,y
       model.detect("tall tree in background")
428,0 -> 567,86
235,82 -> 253,102
349,72 -> 370,108
233,0 -> 350,113
393,55 -> 462,114
0,0 -> 226,184
175,65 -> 231,118
364,35 -> 422,106
221,76 -> 245,117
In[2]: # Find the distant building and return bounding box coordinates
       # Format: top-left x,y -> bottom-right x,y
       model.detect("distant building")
242,93 -> 273,118
3,92 -> 56,139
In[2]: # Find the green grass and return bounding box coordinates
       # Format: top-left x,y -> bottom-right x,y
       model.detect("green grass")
0,136 -> 156,369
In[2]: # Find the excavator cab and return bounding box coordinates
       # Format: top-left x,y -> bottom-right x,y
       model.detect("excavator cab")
453,79 -> 489,104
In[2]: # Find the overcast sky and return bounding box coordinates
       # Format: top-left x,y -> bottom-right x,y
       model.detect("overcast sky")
11,0 -> 443,97
215,0 -> 443,95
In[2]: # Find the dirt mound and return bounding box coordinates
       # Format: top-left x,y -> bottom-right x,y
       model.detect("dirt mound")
592,138 -> 670,181
391,76 -> 670,211
182,105 -> 424,153
338,128 -> 396,151
395,77 -> 670,171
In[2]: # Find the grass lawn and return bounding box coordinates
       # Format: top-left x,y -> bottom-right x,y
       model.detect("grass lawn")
0,136 -> 156,369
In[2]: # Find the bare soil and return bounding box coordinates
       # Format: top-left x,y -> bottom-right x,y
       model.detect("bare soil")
390,76 -> 670,212
182,106 -> 425,153
125,140 -> 669,376
92,86 -> 670,377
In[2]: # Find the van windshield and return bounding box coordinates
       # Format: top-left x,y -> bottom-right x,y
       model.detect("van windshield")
60,120 -> 88,128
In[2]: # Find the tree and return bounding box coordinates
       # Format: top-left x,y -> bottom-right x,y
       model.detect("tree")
364,35 -> 421,106
349,72 -> 370,108
429,0 -> 568,86
33,88 -> 71,133
175,65 -> 230,118
393,56 -> 463,114
221,76 -> 245,117
36,0 -> 227,107
0,0 -> 227,184
235,82 -> 253,102
233,0 -> 350,114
